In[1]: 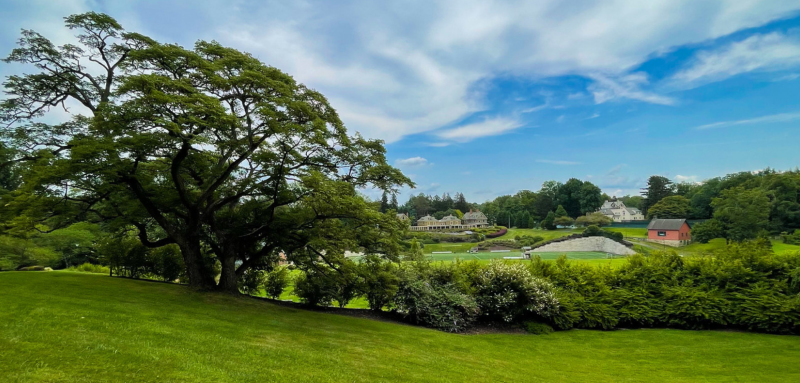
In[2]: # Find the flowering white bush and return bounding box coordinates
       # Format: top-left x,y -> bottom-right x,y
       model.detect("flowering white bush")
476,261 -> 560,322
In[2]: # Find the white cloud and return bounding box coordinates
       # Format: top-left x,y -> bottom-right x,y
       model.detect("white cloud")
673,32 -> 800,87
696,112 -> 800,129
435,117 -> 524,143
536,159 -> 582,165
3,0 -> 799,142
394,157 -> 431,168
589,73 -> 676,105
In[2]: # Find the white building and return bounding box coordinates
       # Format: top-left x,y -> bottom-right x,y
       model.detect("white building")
597,198 -> 645,222
409,210 -> 489,231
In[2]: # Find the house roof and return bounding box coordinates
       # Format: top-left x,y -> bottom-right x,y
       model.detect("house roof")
647,219 -> 688,231
463,210 -> 487,220
418,215 -> 436,222
441,215 -> 459,221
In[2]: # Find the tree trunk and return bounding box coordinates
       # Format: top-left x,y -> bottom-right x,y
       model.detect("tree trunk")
217,250 -> 239,294
179,241 -> 216,290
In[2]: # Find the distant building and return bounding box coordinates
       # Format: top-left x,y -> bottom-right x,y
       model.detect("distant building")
396,213 -> 409,221
462,209 -> 489,227
647,219 -> 691,247
410,210 -> 489,231
597,197 -> 645,222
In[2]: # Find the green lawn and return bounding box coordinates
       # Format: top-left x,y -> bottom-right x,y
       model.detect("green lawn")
605,227 -> 648,238
3,272 -> 799,382
505,227 -> 583,240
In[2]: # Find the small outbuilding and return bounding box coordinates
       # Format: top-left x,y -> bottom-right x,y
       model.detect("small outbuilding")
647,219 -> 691,247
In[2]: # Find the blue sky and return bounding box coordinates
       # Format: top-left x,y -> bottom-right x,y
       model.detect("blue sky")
3,0 -> 800,203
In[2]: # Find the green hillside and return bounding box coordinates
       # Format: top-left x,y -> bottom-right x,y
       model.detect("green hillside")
2,272 -> 799,382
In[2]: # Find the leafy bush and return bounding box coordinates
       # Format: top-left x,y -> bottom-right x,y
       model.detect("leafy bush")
238,269 -> 267,296
781,230 -> 800,245
99,236 -> 186,281
394,275 -> 479,333
523,321 -> 554,335
485,229 -> 507,239
661,287 -> 729,330
294,269 -> 336,306
67,263 -> 110,274
357,255 -> 399,311
265,266 -> 291,299
474,261 -> 559,322
734,287 -> 800,334
331,263 -> 360,308
0,236 -> 59,271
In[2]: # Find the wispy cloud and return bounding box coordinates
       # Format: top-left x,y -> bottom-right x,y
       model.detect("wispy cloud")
435,117 -> 524,143
696,112 -> 800,129
394,156 -> 431,168
589,73 -> 675,105
536,159 -> 582,165
673,32 -> 800,88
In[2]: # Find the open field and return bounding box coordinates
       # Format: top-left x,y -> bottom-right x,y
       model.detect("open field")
632,238 -> 800,256
2,272 -> 799,382
605,227 -> 648,238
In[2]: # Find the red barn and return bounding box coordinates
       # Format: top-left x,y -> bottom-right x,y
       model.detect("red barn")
647,219 -> 691,247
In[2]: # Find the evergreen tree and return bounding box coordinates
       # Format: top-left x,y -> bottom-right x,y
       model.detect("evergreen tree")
541,211 -> 556,230
642,176 -> 674,215
389,194 -> 399,211
454,192 -> 469,212
554,205 -> 569,218
379,192 -> 389,213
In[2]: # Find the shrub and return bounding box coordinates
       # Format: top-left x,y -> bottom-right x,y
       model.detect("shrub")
661,287 -> 729,330
734,288 -> 800,334
523,321 -> 554,335
614,288 -> 662,328
781,230 -> 800,245
485,229 -> 507,239
394,275 -> 479,333
67,263 -> 110,274
264,266 -> 291,299
149,245 -> 184,282
357,255 -> 399,311
238,269 -> 267,296
294,269 -> 336,306
475,261 -> 559,323
331,263 -> 360,308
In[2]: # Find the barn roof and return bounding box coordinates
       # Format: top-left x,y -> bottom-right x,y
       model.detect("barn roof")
647,219 -> 688,231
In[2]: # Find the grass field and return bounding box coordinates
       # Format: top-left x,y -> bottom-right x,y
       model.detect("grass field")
605,227 -> 648,238
2,272 -> 800,382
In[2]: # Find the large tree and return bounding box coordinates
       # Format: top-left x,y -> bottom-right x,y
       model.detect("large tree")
1,13 -> 411,291
646,195 -> 690,219
556,178 -> 584,218
641,175 -> 674,215
711,187 -> 770,243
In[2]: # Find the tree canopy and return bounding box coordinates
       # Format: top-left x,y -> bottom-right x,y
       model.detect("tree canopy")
1,12 -> 411,291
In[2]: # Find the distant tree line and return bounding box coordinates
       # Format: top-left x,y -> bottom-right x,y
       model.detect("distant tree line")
477,178 -> 604,228
640,169 -> 800,243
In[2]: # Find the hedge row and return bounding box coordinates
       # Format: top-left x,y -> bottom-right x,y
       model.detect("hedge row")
290,241 -> 800,334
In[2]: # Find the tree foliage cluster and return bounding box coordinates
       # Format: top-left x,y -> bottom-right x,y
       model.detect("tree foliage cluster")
0,12 -> 411,291
398,192 -> 471,221
479,179 -> 604,229
638,170 -> 800,242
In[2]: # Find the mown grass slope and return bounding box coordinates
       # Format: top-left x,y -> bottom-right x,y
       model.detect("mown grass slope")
2,272 -> 800,382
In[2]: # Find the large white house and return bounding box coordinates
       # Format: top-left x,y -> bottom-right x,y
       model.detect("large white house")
597,198 -> 645,222
409,210 -> 489,231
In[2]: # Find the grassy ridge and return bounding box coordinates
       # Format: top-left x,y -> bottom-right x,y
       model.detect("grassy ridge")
2,272 -> 800,382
